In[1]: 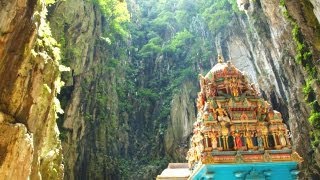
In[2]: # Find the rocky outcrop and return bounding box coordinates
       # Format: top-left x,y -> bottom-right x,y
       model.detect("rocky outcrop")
49,0 -> 125,179
0,0 -> 64,179
310,0 -> 320,23
165,82 -> 197,162
0,120 -> 33,180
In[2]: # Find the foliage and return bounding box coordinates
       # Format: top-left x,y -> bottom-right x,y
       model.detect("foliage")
120,2 -> 239,173
93,0 -> 130,42
139,37 -> 163,58
309,113 -> 320,129
44,0 -> 56,5
199,0 -> 236,33
137,88 -> 160,102
163,29 -> 193,56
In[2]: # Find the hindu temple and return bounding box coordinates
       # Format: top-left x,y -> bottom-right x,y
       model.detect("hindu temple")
157,56 -> 303,180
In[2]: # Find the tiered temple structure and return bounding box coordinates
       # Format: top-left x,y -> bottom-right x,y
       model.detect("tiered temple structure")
157,56 -> 303,180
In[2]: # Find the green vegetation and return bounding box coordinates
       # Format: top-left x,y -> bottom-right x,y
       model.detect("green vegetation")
44,0 -> 56,5
111,1 -> 241,176
32,4 -> 70,121
93,0 -> 130,42
201,0 -> 234,33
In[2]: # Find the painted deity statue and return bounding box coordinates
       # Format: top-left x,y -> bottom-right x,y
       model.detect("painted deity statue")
279,131 -> 287,147
229,77 -> 239,97
216,103 -> 230,122
211,133 -> 218,149
246,132 -> 254,149
257,133 -> 264,149
240,112 -> 249,120
235,133 -> 242,150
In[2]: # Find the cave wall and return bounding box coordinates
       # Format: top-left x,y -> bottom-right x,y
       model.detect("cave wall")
49,0 -> 127,179
0,0 -> 63,179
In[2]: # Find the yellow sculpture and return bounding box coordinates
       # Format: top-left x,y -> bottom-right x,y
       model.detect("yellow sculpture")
216,103 -> 230,122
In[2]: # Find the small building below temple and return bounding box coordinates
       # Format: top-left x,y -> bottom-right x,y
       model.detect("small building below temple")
157,56 -> 302,180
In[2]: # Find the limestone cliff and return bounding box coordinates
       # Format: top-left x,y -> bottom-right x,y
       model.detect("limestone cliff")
49,0 -> 126,179
165,82 -> 197,162
0,0 -> 64,179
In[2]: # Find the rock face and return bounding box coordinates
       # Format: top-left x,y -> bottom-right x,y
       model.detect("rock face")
310,0 -> 320,23
0,0 -> 64,179
165,82 -> 197,162
0,121 -> 33,180
49,0 -> 124,179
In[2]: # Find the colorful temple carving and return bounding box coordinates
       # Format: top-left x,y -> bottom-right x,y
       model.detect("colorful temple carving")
157,56 -> 303,180
186,56 -> 303,179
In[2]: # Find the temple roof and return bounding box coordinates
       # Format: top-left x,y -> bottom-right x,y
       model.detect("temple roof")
204,61 -> 242,79
204,62 -> 228,78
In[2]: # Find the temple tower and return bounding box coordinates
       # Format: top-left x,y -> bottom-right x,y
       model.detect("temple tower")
157,57 -> 302,180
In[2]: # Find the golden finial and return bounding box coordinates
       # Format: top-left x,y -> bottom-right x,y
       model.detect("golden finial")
218,55 -> 224,63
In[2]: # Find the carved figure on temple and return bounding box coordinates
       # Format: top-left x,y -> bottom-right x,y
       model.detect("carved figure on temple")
197,92 -> 205,111
211,133 -> 218,149
279,131 -> 287,147
256,103 -> 264,121
206,83 -> 217,98
195,145 -> 202,161
186,146 -> 196,168
207,102 -> 217,120
202,112 -> 209,121
246,132 -> 254,149
229,77 -> 240,97
240,111 -> 249,120
257,132 -> 264,150
235,133 -> 242,150
220,122 -> 229,136
216,103 -> 230,122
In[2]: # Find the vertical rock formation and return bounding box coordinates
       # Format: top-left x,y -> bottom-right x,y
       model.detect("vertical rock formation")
49,0 -> 126,179
165,82 -> 197,162
0,0 -> 64,179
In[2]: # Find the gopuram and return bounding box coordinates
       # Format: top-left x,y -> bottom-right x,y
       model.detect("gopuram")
157,56 -> 303,180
